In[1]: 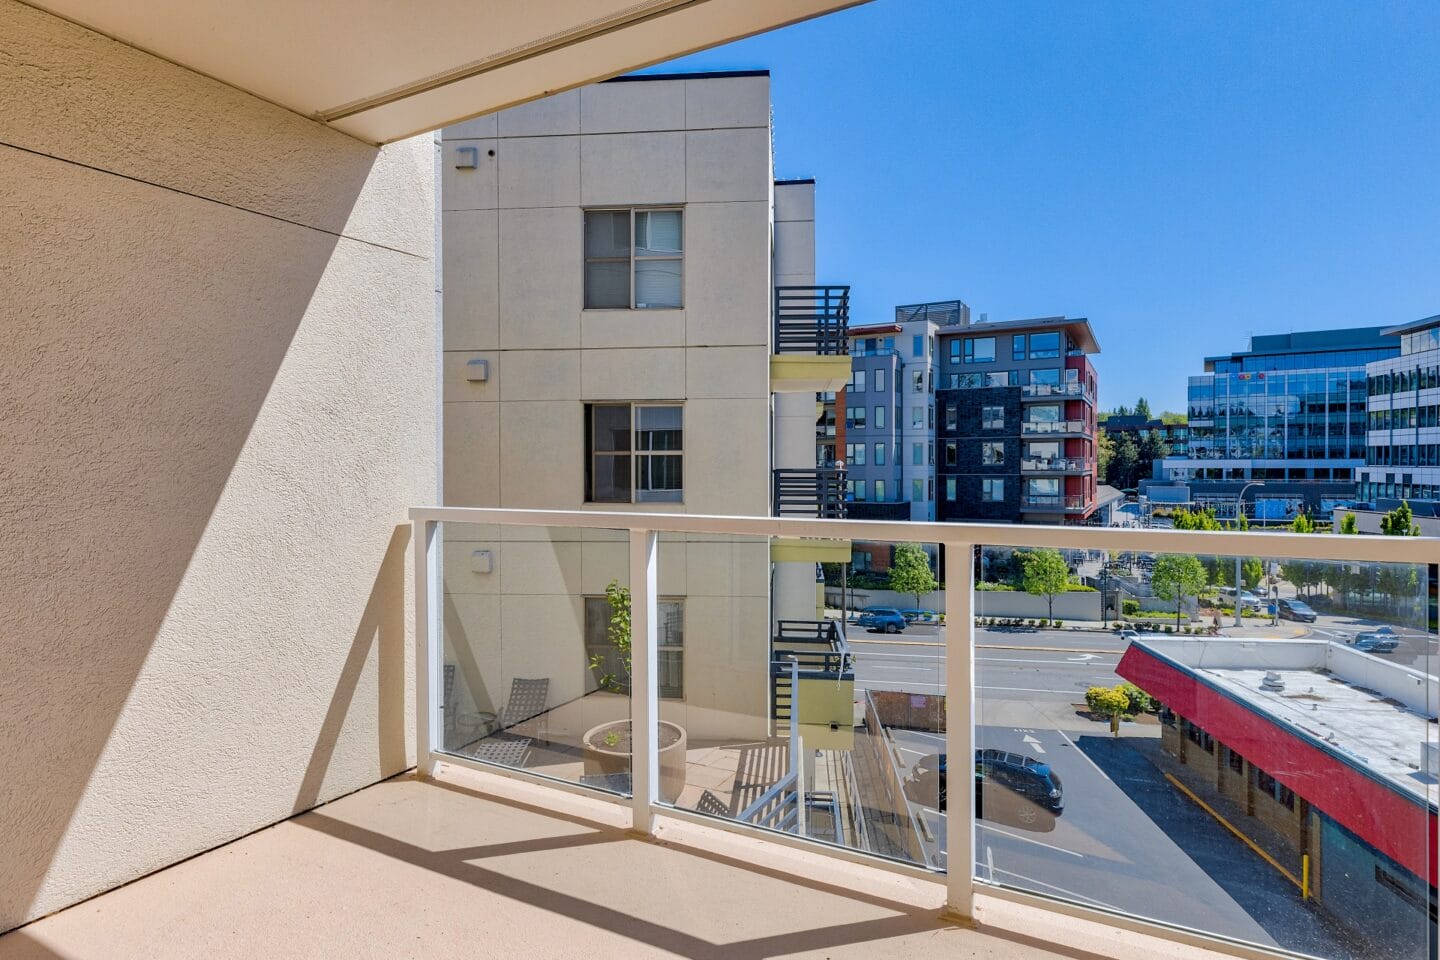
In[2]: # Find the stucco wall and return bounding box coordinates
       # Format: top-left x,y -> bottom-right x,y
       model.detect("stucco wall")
0,1 -> 435,932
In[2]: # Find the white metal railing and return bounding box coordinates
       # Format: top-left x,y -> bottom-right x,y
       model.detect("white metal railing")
1020,456 -> 1093,473
1020,382 -> 1093,401
1021,419 -> 1089,435
410,504 -> 1437,955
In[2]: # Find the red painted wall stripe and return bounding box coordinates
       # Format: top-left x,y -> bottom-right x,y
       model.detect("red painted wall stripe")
1118,645 -> 1437,882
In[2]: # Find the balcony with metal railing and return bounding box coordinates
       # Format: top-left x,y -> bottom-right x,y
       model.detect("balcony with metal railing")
1020,457 -> 1094,474
1020,419 -> 1090,437
404,505 -> 1437,960
773,467 -> 848,518
1019,493 -> 1091,512
1020,381 -> 1095,403
771,286 -> 853,394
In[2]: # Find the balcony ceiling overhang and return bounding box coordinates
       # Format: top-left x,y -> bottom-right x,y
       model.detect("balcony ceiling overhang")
28,0 -> 866,143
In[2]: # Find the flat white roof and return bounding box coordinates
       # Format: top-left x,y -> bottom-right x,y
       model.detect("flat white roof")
1136,638 -> 1439,808
1199,664 -> 1437,807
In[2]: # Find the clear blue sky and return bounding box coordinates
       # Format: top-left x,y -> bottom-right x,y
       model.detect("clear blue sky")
641,0 -> 1440,414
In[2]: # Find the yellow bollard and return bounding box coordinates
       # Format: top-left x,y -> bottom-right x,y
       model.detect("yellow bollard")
1302,853 -> 1310,900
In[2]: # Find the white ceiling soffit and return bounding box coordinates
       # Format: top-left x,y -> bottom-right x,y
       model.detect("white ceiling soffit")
29,0 -> 866,143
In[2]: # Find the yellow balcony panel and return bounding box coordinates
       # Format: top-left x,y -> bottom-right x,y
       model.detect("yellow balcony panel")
770,354 -> 851,393
770,538 -> 851,563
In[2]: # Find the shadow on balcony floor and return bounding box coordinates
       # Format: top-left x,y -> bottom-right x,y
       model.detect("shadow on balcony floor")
0,765 -> 1240,960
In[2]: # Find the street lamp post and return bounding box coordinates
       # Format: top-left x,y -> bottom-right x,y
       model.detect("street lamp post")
1234,481 -> 1265,627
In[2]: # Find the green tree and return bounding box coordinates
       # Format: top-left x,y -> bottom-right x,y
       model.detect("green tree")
1110,433 -> 1140,489
1290,512 -> 1316,533
1136,430 -> 1170,481
589,579 -> 631,693
888,542 -> 938,608
1243,557 -> 1265,590
1338,512 -> 1359,535
1152,554 -> 1210,628
1020,548 -> 1070,622
1380,501 -> 1421,536
1096,428 -> 1115,484
1232,511 -> 1250,531
1135,397 -> 1152,419
1159,411 -> 1187,425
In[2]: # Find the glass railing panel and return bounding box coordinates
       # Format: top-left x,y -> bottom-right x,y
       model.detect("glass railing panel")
975,544 -> 1436,960
437,521 -> 631,796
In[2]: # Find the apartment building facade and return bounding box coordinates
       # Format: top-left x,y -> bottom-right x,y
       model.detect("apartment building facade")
934,316 -> 1103,523
1358,314 -> 1440,516
439,71 -> 850,746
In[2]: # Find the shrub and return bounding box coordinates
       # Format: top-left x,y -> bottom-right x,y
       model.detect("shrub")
1085,685 -> 1130,719
1164,625 -> 1175,634
1122,599 -> 1141,617
1054,620 -> 1064,629
1120,682 -> 1156,713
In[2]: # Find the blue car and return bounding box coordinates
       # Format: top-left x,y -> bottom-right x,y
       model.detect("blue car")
857,606 -> 906,633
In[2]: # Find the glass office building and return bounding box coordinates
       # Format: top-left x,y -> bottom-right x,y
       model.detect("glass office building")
1358,314 -> 1440,510
1165,328 -> 1397,484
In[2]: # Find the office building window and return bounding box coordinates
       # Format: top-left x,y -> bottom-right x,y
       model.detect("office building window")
1030,331 -> 1061,359
945,477 -> 957,501
982,441 -> 1005,465
913,443 -> 924,466
929,444 -> 935,465
962,336 -> 997,363
854,370 -> 867,392
845,442 -> 866,466
587,597 -> 683,698
874,405 -> 885,429
945,442 -> 957,466
874,368 -> 886,392
1028,477 -> 1060,498
945,402 -> 957,430
1030,368 -> 1061,386
1226,747 -> 1245,774
913,334 -> 925,358
949,339 -> 960,362
912,371 -> 925,393
1013,334 -> 1026,361
912,479 -> 924,501
584,208 -> 683,309
982,478 -> 1004,501
982,406 -> 1005,430
874,443 -> 886,466
875,479 -> 886,501
587,404 -> 682,503
1254,767 -> 1295,810
848,406 -> 867,430
912,408 -> 924,429
985,371 -> 1009,387
1184,720 -> 1214,753
928,405 -> 934,429
854,480 -> 867,501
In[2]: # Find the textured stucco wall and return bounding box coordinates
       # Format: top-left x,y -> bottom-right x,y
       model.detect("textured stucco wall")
0,1 -> 435,932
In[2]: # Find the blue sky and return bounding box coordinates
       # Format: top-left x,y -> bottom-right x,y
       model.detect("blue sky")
642,0 -> 1440,413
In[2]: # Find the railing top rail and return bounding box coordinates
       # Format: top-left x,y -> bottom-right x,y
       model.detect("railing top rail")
409,506 -> 1439,564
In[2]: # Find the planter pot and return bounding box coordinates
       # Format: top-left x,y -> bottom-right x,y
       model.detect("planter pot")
582,719 -> 687,802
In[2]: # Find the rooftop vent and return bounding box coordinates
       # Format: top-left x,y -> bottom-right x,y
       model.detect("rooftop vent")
1261,671 -> 1285,691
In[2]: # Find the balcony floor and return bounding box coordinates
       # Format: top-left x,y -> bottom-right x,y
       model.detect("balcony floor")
1,765 -> 1233,960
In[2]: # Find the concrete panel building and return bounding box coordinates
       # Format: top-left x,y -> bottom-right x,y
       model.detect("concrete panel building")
438,72 -> 850,753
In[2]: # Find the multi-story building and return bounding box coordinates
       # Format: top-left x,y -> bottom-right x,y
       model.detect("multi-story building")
934,316 -> 1105,523
439,71 -> 852,747
1357,314 -> 1440,516
1157,327 -> 1398,518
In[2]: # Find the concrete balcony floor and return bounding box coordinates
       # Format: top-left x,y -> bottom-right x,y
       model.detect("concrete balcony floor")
0,765 -> 1231,960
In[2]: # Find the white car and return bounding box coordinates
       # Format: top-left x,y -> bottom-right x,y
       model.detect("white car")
1118,629 -> 1141,642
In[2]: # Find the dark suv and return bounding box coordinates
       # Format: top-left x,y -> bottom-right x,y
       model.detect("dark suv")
1277,598 -> 1318,623
921,749 -> 1065,824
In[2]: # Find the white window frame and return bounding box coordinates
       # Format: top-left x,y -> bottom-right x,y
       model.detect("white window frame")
583,207 -> 684,310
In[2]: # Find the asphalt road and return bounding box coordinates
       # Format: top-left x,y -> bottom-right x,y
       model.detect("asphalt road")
886,724 -> 1366,960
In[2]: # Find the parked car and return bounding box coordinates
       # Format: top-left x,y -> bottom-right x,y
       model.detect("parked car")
920,750 -> 1065,824
1277,598 -> 1318,623
856,606 -> 906,633
900,608 -> 938,624
1351,632 -> 1399,653
1118,629 -> 1141,643
1219,587 -> 1262,611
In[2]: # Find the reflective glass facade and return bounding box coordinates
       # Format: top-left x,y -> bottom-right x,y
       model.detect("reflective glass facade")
1185,369 -> 1368,462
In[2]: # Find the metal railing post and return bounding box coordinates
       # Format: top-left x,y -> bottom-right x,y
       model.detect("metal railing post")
629,528 -> 659,835
943,540 -> 977,924
413,518 -> 440,778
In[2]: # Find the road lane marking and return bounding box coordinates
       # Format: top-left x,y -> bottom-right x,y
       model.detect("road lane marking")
976,644 -> 1121,654
1021,734 -> 1046,754
1053,727 -> 1109,778
979,685 -> 1084,695
1066,653 -> 1099,662
986,845 -> 995,882
977,822 -> 1082,858
976,657 -> 1118,666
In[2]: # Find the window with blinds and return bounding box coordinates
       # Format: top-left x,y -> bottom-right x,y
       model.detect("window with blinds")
584,208 -> 683,309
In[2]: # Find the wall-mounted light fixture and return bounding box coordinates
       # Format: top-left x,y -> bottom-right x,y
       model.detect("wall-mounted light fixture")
466,358 -> 489,382
455,146 -> 478,169
471,550 -> 493,574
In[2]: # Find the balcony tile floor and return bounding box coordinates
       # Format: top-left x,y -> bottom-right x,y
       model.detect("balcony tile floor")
1,764 -> 1236,960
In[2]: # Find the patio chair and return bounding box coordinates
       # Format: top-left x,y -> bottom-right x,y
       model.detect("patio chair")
695,789 -> 731,819
465,678 -> 550,768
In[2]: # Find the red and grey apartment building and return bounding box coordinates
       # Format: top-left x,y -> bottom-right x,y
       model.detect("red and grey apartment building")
934,316 -> 1110,524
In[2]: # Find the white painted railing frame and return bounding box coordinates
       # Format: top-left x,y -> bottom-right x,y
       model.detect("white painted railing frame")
409,506 -> 1438,954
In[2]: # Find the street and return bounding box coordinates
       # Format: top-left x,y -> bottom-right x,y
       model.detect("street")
852,622 -> 1379,960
